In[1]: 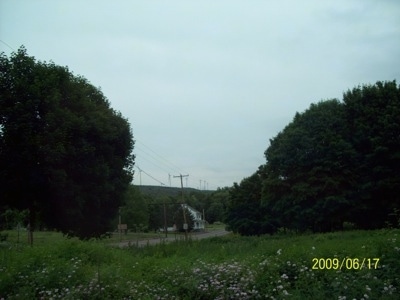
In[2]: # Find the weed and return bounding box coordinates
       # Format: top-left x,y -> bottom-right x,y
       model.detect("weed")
0,229 -> 399,299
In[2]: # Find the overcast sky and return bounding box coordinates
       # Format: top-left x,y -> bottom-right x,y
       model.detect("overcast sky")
1,1 -> 399,189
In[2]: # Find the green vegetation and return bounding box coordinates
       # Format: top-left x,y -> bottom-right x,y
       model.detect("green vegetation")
0,47 -> 134,240
126,186 -> 228,233
0,229 -> 399,299
226,81 -> 400,235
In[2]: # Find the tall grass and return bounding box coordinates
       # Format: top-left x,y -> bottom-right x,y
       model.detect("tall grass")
0,229 -> 399,299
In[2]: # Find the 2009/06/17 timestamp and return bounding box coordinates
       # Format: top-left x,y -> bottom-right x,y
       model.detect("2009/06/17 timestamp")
312,258 -> 380,270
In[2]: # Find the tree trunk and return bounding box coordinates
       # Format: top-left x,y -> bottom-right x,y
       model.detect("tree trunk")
28,206 -> 34,246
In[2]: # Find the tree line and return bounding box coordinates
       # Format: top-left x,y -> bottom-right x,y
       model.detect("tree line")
225,81 -> 400,235
1,47 -> 398,239
117,185 -> 229,233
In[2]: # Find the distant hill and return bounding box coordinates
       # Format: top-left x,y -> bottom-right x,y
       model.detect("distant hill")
136,185 -> 213,198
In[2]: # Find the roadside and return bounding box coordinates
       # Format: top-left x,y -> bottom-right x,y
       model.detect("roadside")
114,229 -> 231,248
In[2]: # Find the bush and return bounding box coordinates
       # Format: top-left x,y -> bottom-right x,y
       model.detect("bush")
0,232 -> 8,242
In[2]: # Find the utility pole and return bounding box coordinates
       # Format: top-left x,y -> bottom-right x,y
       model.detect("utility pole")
174,174 -> 189,240
118,207 -> 122,242
203,209 -> 206,232
163,199 -> 167,238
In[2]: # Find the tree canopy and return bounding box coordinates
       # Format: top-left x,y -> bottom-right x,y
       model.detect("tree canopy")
262,99 -> 356,232
225,169 -> 276,235
226,80 -> 400,235
120,185 -> 149,232
343,81 -> 400,228
0,47 -> 135,239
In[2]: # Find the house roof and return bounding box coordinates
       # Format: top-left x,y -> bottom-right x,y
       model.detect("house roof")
182,204 -> 201,214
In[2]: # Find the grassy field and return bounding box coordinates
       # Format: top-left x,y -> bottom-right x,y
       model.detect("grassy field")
0,228 -> 399,299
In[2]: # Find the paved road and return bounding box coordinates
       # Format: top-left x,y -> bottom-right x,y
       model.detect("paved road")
115,229 -> 230,248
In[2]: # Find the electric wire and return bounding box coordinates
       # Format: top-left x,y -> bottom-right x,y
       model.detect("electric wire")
135,147 -> 173,175
133,138 -> 213,190
0,40 -> 15,52
136,139 -> 186,174
135,165 -> 166,186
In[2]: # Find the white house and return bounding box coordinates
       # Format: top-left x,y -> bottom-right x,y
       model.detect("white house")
182,204 -> 205,231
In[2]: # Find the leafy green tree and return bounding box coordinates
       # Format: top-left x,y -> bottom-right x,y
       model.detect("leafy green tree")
225,170 -> 276,235
262,100 -> 355,232
147,195 -> 181,232
0,47 -> 134,240
147,196 -> 165,232
173,206 -> 195,232
204,187 -> 230,224
120,185 -> 149,232
0,209 -> 29,230
206,200 -> 224,224
262,81 -> 400,232
343,81 -> 400,228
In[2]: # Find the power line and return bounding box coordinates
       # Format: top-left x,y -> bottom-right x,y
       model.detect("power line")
0,40 -> 15,52
135,145 -> 175,174
135,165 -> 166,186
136,139 -> 186,174
134,139 -> 190,187
135,150 -> 172,175
133,139 -> 214,190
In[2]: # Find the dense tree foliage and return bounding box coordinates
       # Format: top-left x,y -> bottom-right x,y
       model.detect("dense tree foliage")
343,81 -> 400,228
120,185 -> 149,232
225,170 -> 276,235
204,187 -> 230,224
172,205 -> 195,232
0,209 -> 28,230
0,47 -> 135,239
227,80 -> 400,235
147,196 -> 182,232
263,100 -> 355,232
145,191 -> 208,232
